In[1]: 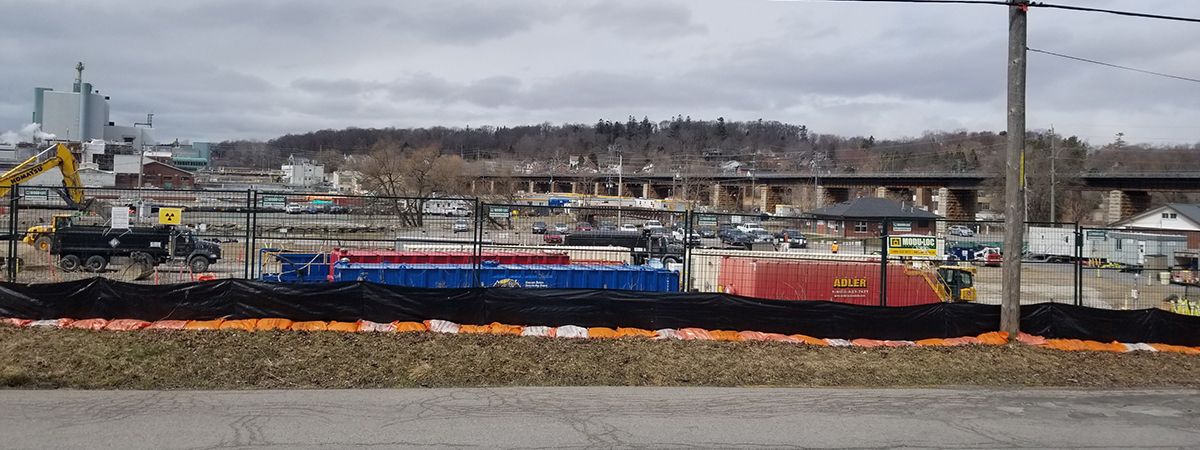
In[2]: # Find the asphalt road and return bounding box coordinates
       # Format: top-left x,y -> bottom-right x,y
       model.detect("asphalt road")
2,388 -> 1198,449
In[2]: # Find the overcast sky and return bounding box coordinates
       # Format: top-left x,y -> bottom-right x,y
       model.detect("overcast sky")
2,0 -> 1198,146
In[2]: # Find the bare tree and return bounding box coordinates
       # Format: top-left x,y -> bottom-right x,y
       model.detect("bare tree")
351,139 -> 465,227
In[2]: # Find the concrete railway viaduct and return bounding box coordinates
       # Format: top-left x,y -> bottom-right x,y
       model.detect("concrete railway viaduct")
470,172 -> 1200,223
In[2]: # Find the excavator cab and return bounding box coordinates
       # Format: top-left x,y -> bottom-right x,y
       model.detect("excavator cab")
936,266 -> 977,302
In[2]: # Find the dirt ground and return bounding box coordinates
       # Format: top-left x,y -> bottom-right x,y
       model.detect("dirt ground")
2,327 -> 1200,390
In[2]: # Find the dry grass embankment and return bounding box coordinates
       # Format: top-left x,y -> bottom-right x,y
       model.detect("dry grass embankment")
3,327 -> 1200,389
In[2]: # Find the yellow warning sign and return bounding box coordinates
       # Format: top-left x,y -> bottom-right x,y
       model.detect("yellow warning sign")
158,207 -> 182,225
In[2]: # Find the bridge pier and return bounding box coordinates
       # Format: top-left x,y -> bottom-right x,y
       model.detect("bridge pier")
815,186 -> 849,208
914,188 -> 933,210
875,186 -> 912,203
936,188 -> 977,221
1106,190 -> 1152,224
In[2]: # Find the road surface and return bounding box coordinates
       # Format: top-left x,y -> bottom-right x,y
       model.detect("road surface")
2,387 -> 1198,449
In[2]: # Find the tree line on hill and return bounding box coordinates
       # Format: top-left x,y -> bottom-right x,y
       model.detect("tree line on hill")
210,117 -> 1200,223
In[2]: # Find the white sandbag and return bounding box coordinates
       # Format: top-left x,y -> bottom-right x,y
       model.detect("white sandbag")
427,319 -> 461,334
1123,342 -> 1157,352
28,319 -> 62,328
520,326 -> 555,337
358,320 -> 397,332
652,329 -> 682,340
824,338 -> 853,347
554,325 -> 588,338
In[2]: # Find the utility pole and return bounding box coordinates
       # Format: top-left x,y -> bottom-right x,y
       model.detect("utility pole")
1002,1 -> 1028,341
617,154 -> 623,225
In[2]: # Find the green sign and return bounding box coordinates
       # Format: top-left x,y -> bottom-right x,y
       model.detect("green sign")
263,195 -> 286,206
698,215 -> 718,226
1085,230 -> 1107,240
24,188 -> 49,201
489,206 -> 510,218
888,236 -> 938,257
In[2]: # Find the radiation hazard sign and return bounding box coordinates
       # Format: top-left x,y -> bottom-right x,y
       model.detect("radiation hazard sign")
158,207 -> 182,225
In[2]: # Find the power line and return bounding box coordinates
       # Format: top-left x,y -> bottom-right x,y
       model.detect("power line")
1028,48 -> 1200,84
791,0 -> 1200,23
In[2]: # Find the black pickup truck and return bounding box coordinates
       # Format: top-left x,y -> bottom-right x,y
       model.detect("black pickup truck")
49,216 -> 221,273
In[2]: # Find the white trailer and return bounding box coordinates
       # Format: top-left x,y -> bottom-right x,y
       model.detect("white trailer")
1025,226 -> 1107,262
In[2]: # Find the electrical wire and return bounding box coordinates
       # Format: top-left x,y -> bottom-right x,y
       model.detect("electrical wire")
1028,48 -> 1200,84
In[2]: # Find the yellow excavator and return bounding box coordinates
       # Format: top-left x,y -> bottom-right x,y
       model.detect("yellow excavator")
0,142 -> 94,251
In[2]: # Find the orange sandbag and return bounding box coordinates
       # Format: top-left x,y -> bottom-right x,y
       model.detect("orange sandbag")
256,318 -> 294,331
678,328 -> 715,340
219,319 -> 258,331
793,334 -> 828,345
2,318 -> 33,327
1017,332 -> 1048,346
185,319 -> 225,330
1149,343 -> 1200,354
147,320 -> 188,330
458,324 -> 488,334
104,319 -> 151,331
587,327 -> 619,338
944,336 -> 983,346
290,321 -> 328,331
67,318 -> 109,330
709,330 -> 744,342
851,338 -> 885,347
976,332 -> 1010,345
1040,339 -> 1086,351
395,321 -> 428,332
485,322 -> 523,335
738,331 -> 770,341
616,327 -> 658,338
763,333 -> 800,343
916,338 -> 951,346
327,320 -> 361,332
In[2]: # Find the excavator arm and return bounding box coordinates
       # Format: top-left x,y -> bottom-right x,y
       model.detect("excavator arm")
0,143 -> 86,208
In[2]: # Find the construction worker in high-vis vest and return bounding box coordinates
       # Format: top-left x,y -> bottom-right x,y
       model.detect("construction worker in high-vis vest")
831,241 -> 839,254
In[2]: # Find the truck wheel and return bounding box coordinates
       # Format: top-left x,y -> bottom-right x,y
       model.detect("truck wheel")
662,257 -> 680,264
33,237 -> 52,252
85,255 -> 108,272
188,256 -> 210,273
60,255 -> 81,272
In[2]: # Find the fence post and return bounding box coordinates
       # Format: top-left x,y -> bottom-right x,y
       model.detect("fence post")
473,198 -> 483,287
6,184 -> 19,281
248,190 -> 259,280
243,190 -> 253,280
880,218 -> 889,307
1075,222 -> 1083,306
683,207 -> 692,292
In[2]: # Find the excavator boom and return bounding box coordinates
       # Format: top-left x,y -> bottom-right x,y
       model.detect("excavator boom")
0,143 -> 85,207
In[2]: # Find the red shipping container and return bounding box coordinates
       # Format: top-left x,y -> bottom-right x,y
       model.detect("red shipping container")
717,257 -> 950,307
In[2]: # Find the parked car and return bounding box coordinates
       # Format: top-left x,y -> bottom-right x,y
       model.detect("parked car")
544,230 -> 564,244
775,230 -> 808,248
620,224 -> 638,232
553,222 -> 569,233
672,229 -> 702,246
599,225 -> 617,231
948,225 -> 975,237
531,221 -> 547,234
643,220 -> 664,230
576,222 -> 594,232
304,206 -> 321,214
746,229 -> 775,244
285,203 -> 302,214
698,226 -> 717,239
720,229 -> 754,247
453,219 -> 469,233
599,221 -> 617,229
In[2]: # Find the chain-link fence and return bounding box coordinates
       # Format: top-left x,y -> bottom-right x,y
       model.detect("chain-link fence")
3,185 -> 1196,315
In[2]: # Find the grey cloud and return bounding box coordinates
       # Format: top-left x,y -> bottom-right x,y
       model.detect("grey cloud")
579,1 -> 707,39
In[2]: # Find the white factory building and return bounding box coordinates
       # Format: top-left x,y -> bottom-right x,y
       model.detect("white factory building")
32,63 -> 156,149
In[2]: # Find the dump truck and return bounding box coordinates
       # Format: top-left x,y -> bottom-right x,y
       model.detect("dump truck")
716,257 -> 976,306
49,215 -> 221,273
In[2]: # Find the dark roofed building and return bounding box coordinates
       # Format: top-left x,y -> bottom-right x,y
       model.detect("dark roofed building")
807,197 -> 942,238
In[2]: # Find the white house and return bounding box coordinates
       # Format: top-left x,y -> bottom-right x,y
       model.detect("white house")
1110,203 -> 1200,250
